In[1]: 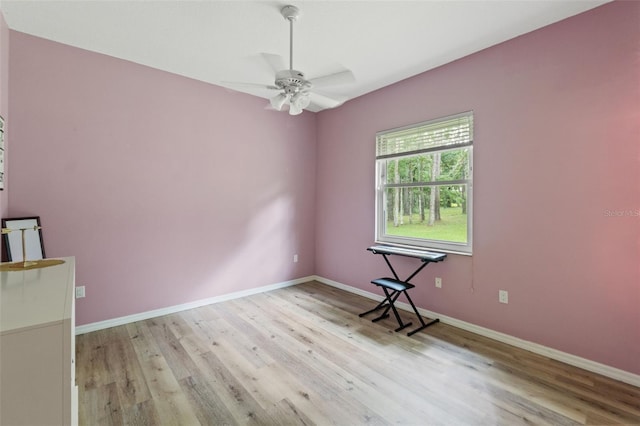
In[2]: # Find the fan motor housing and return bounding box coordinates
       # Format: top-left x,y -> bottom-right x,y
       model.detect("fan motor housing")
275,69 -> 312,93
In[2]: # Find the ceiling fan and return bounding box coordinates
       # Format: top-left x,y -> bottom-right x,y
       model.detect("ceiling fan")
227,5 -> 355,115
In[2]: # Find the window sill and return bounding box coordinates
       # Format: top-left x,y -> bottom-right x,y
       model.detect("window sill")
374,241 -> 472,257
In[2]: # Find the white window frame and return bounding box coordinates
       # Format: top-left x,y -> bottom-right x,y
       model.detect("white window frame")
375,111 -> 473,255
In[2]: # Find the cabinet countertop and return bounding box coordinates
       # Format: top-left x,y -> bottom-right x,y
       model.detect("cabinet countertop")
0,257 -> 75,334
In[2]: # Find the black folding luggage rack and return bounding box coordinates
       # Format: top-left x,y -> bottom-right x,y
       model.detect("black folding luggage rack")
360,245 -> 447,336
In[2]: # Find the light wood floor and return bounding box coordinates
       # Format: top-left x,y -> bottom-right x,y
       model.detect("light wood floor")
76,281 -> 640,425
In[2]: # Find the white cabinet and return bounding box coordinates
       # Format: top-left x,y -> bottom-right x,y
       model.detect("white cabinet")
1,257 -> 78,426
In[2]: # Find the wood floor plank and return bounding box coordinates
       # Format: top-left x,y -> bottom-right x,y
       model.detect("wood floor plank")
81,382 -> 124,426
127,321 -> 202,425
254,398 -> 316,426
103,326 -> 152,408
147,316 -> 201,381
121,400 -> 162,426
76,329 -> 114,391
178,374 -> 238,425
76,281 -> 640,425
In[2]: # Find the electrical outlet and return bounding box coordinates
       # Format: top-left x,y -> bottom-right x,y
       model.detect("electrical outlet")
435,277 -> 442,288
293,254 -> 298,263
499,290 -> 508,304
76,286 -> 86,299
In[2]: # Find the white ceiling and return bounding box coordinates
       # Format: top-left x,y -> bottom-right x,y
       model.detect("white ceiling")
0,0 -> 608,112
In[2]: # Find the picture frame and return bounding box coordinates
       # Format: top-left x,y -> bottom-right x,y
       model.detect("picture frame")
1,216 -> 46,262
0,115 -> 4,190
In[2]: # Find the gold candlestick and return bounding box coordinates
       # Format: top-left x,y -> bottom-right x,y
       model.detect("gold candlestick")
0,226 -> 65,271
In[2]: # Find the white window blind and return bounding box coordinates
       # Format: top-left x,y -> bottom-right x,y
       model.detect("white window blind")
376,111 -> 473,159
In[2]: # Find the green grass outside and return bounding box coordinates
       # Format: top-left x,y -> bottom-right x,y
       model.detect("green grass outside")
386,207 -> 467,242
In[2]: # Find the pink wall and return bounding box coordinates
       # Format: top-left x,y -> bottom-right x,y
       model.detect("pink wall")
0,13 -> 8,244
8,32 -> 317,325
316,1 -> 639,375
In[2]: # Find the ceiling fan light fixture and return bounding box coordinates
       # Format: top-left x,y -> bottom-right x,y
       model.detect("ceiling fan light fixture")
288,102 -> 303,116
270,93 -> 288,111
291,91 -> 311,109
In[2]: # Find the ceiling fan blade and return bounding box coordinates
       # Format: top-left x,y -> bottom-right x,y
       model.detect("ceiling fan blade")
309,70 -> 355,88
221,81 -> 280,91
260,53 -> 287,73
308,92 -> 348,110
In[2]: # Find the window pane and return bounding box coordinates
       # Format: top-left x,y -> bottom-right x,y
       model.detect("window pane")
384,156 -> 431,184
384,185 -> 468,243
384,148 -> 469,184
438,148 -> 469,181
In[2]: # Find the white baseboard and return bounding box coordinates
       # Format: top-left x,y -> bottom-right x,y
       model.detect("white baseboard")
313,275 -> 640,388
75,275 -> 314,335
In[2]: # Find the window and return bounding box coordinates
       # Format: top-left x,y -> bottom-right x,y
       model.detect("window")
375,112 -> 473,254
